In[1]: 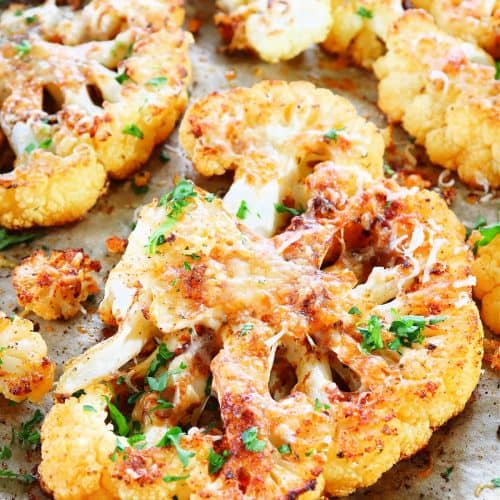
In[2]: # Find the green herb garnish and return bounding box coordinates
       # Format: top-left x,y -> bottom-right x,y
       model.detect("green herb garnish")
104,397 -> 129,436
14,40 -> 31,57
277,444 -> 291,455
473,223 -> 500,254
122,124 -> 144,139
236,200 -> 249,220
115,72 -> 129,84
163,474 -> 189,483
157,427 -> 195,467
356,6 -> 373,18
146,76 -> 168,86
348,306 -> 362,315
324,127 -> 345,141
241,427 -> 266,453
0,470 -> 36,484
357,315 -> 384,352
208,448 -> 230,474
147,343 -> 175,377
274,203 -> 304,217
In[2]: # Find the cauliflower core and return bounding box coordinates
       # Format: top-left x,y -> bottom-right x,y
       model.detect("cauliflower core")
0,313 -> 54,402
40,166 -> 482,498
13,248 -> 101,320
0,0 -> 191,229
322,0 -> 403,68
374,10 -> 500,189
214,0 -> 333,62
413,0 -> 500,58
180,80 -> 384,237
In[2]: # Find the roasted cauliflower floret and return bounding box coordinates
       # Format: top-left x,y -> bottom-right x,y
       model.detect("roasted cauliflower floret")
13,248 -> 101,320
41,162 -> 482,498
180,80 -> 384,237
0,0 -> 192,229
0,312 -> 54,402
214,0 -> 333,62
374,10 -> 500,189
413,0 -> 500,58
469,226 -> 500,334
322,0 -> 403,68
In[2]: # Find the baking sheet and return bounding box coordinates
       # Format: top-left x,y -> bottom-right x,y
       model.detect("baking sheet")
0,1 -> 499,498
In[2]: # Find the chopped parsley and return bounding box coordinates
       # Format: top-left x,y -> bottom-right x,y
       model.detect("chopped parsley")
14,40 -> 31,57
104,397 -> 129,436
274,203 -> 305,217
157,427 -> 195,467
163,474 -> 189,483
324,127 -> 345,141
495,61 -> 500,80
440,466 -> 454,481
314,398 -> 331,411
146,363 -> 187,392
277,443 -> 291,455
25,15 -> 37,24
204,374 -> 213,397
0,446 -> 12,459
38,138 -> 52,149
491,478 -> 500,487
383,163 -> 395,177
466,214 -> 487,238
348,306 -> 362,315
115,71 -> 129,84
14,410 -> 43,449
0,470 -> 36,484
357,315 -> 384,352
147,180 -> 197,254
127,434 -> 146,448
159,150 -> 170,163
14,10 -> 23,16
236,200 -> 249,220
241,427 -> 266,453
356,6 -> 373,18
25,138 -> 53,153
183,261 -> 192,271
239,323 -> 253,336
71,389 -> 86,398
147,343 -> 175,377
473,223 -> 500,254
146,76 -> 168,86
122,124 -> 144,139
0,346 -> 7,365
83,405 -> 97,413
152,398 -> 174,411
204,193 -> 215,202
208,448 -> 230,474
127,391 -> 144,405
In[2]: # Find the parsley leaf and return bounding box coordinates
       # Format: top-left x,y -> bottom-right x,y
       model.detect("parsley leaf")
314,398 -> 331,411
236,200 -> 249,220
239,323 -> 253,336
163,474 -> 189,483
14,40 -> 31,57
147,372 -> 168,392
440,466 -> 454,481
348,306 -> 362,315
122,124 -> 144,139
0,446 -> 12,459
157,427 -> 195,467
146,76 -> 168,86
274,203 -> 305,217
0,228 -> 40,251
14,410 -> 43,449
151,398 -> 174,412
0,470 -> 36,484
277,443 -> 291,455
473,223 -> 500,254
495,60 -> 500,80
383,163 -> 395,177
83,405 -> 97,413
208,448 -> 230,474
147,343 -> 175,377
491,478 -> 500,487
358,315 -> 384,352
104,397 -> 129,436
357,6 -> 373,18
324,127 -> 345,141
241,427 -> 266,452
25,15 -> 37,24
115,72 -> 129,84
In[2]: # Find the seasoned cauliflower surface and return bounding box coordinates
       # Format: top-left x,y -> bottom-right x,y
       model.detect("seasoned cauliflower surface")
180,81 -> 384,237
13,248 -> 101,321
0,0 -> 192,229
413,0 -> 500,58
374,10 -> 500,189
322,0 -> 403,68
41,167 -> 482,498
0,313 -> 54,402
214,0 -> 332,62
470,229 -> 500,334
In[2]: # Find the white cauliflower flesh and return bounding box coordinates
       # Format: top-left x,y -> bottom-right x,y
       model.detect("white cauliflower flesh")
374,9 -> 500,189
0,312 -> 54,402
214,0 -> 333,62
180,80 -> 384,237
413,0 -> 500,58
0,0 -> 191,229
40,169 -> 482,498
322,0 -> 403,68
13,248 -> 101,321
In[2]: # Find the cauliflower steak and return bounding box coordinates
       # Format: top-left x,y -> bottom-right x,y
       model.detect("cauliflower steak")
0,0 -> 191,229
40,163 -> 482,497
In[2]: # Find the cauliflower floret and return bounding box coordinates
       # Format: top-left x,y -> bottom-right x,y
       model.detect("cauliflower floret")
0,0 -> 192,229
180,80 -> 384,236
470,228 -> 500,334
413,0 -> 500,58
483,338 -> 500,371
214,0 -> 333,62
0,313 -> 54,402
41,165 -> 482,497
322,0 -> 403,68
374,10 -> 500,189
13,248 -> 101,320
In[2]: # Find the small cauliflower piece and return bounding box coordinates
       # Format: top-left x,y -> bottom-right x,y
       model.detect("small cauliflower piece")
470,229 -> 500,334
322,0 -> 403,68
0,0 -> 192,229
0,312 -> 54,402
413,0 -> 500,58
374,10 -> 500,189
214,0 -> 333,62
180,80 -> 384,236
13,248 -> 101,320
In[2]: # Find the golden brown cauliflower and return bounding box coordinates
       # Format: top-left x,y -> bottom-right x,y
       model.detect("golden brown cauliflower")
41,161 -> 482,497
180,80 -> 384,236
13,248 -> 101,320
374,10 -> 500,189
214,0 -> 333,62
0,0 -> 191,229
322,0 -> 403,68
413,0 -> 500,58
469,226 -> 500,334
0,312 -> 54,402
